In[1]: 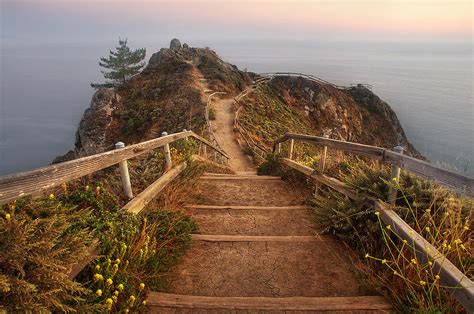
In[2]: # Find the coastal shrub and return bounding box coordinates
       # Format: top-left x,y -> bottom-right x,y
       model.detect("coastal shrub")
309,160 -> 473,312
0,197 -> 94,312
0,142 -> 209,312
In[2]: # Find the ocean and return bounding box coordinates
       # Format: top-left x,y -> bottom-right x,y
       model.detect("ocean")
1,39 -> 472,176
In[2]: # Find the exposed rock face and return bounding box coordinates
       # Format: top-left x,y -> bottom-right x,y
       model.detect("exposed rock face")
53,88 -> 121,163
170,38 -> 182,51
242,76 -> 421,157
75,88 -> 120,155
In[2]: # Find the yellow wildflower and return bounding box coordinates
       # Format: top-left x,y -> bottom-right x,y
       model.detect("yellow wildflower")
5,213 -> 11,220
374,211 -> 380,216
425,227 -> 430,232
142,300 -> 147,306
85,185 -> 90,191
95,265 -> 100,271
129,295 -> 136,304
428,261 -> 433,266
112,295 -> 117,303
93,273 -> 103,281
403,240 -> 408,244
105,298 -> 113,307
435,275 -> 440,280
96,289 -> 102,297
124,309 -> 129,314
425,208 -> 431,213
454,239 -> 462,245
114,290 -> 119,296
49,194 -> 55,200
118,284 -> 124,291
448,197 -> 455,202
411,259 -> 417,265
382,259 -> 387,264
460,244 -> 466,250
115,258 -> 121,264
139,283 -> 145,290
464,225 -> 470,231
386,225 -> 391,230
419,280 -> 426,286
392,177 -> 397,182
364,253 -> 369,258
106,278 -> 113,286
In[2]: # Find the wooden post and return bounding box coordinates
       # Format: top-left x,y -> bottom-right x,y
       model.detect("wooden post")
289,139 -> 295,160
315,135 -> 329,196
162,132 -> 172,171
319,135 -> 329,172
388,145 -> 404,204
115,142 -> 133,199
183,129 -> 188,141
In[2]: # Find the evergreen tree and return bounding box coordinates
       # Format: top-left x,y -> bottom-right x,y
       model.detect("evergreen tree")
91,38 -> 146,88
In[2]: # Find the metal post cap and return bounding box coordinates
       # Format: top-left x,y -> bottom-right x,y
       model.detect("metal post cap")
161,132 -> 168,137
115,142 -> 125,149
394,145 -> 404,153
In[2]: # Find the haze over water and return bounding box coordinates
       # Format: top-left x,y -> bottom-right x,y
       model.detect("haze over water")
1,1 -> 472,176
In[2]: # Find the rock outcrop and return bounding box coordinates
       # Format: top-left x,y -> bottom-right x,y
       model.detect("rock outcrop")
238,75 -> 421,157
55,39 -> 252,162
169,38 -> 182,51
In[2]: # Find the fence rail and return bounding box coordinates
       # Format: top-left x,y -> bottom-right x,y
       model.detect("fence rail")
275,132 -> 474,311
274,133 -> 473,197
0,131 -> 229,205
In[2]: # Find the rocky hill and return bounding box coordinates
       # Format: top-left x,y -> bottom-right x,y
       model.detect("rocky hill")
55,39 -> 420,162
237,76 -> 420,157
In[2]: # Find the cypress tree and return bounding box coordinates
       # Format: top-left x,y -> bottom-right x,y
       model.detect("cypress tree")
91,38 -> 146,88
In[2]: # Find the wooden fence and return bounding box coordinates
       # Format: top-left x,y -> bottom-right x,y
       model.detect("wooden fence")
0,130 -> 230,278
0,130 -> 229,205
273,132 -> 474,311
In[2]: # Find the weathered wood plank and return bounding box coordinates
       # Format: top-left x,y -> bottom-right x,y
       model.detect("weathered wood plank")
384,150 -> 473,197
190,133 -> 229,159
185,205 -> 309,211
375,202 -> 474,312
284,157 -> 474,312
67,242 -> 100,280
278,133 -> 385,160
146,293 -> 393,311
277,133 -> 473,197
191,235 -> 322,242
0,131 -> 192,204
281,159 -> 358,199
122,163 -> 187,215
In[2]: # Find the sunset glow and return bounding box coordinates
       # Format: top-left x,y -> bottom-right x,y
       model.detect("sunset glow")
3,0 -> 472,41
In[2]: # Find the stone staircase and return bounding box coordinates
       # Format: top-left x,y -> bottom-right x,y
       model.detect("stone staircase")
146,172 -> 392,313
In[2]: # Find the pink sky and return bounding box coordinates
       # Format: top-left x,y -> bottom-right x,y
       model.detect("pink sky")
4,0 -> 473,40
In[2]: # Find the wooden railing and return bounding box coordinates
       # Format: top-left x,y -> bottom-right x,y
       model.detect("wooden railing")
274,133 -> 473,196
0,130 -> 229,205
273,132 -> 474,311
0,130 -> 230,278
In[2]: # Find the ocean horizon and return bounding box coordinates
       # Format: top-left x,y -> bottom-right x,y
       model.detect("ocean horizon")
1,38 -> 472,176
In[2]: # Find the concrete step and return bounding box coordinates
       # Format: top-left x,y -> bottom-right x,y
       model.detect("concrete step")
195,179 -> 306,206
163,239 -> 364,298
146,293 -> 393,313
187,205 -> 315,236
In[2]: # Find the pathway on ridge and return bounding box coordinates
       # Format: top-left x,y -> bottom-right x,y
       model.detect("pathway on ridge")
210,97 -> 254,172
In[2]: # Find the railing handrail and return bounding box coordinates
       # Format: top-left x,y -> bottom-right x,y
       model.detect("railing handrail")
281,158 -> 474,312
274,133 -> 473,197
0,131 -> 229,205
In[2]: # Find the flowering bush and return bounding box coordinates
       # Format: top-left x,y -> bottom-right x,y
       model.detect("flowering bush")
310,160 -> 473,312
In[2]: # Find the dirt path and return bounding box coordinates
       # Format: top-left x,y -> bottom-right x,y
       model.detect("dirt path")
210,98 -> 255,172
